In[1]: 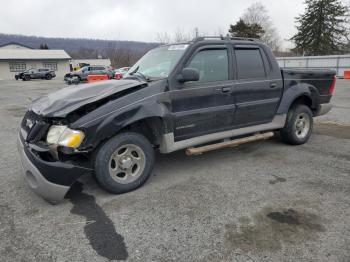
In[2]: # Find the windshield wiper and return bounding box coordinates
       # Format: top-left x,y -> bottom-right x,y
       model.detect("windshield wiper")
129,66 -> 150,82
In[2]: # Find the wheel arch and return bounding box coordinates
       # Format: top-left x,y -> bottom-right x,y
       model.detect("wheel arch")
119,116 -> 168,147
277,83 -> 319,115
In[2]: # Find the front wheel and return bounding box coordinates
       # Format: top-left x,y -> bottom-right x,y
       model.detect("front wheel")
46,74 -> 52,80
280,104 -> 313,145
24,75 -> 30,81
94,132 -> 154,194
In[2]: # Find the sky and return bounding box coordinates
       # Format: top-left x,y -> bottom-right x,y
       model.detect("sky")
0,0 -> 307,50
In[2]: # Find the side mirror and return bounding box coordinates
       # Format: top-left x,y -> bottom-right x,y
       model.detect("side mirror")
178,68 -> 200,83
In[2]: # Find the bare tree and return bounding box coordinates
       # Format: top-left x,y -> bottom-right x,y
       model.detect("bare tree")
156,32 -> 171,44
105,44 -> 149,68
242,2 -> 281,51
156,28 -> 202,44
213,26 -> 227,37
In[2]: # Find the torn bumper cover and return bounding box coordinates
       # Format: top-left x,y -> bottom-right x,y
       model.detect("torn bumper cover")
17,134 -> 92,204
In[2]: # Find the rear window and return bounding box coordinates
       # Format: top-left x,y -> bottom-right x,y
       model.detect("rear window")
234,48 -> 266,79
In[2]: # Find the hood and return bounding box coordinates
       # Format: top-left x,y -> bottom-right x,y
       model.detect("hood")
30,80 -> 146,118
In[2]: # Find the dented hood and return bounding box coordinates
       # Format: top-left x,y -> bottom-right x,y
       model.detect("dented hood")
30,80 -> 145,117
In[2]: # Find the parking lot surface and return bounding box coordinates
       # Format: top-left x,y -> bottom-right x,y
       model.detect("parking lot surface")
0,79 -> 349,262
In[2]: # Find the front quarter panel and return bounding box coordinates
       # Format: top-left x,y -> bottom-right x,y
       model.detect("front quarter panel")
70,80 -> 170,149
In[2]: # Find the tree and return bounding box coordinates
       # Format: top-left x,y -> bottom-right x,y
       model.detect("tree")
291,0 -> 349,55
105,44 -> 149,68
156,28 -> 201,44
39,43 -> 49,49
229,19 -> 265,39
242,2 -> 282,51
156,32 -> 171,44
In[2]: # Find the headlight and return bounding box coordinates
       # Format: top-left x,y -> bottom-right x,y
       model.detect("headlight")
46,125 -> 85,148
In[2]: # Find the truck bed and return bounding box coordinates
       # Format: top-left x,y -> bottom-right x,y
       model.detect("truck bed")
282,69 -> 336,96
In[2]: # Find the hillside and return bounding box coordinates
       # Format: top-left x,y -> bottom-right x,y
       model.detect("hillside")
0,33 -> 159,58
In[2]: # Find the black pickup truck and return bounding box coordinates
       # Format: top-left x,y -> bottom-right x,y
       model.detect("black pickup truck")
18,37 -> 336,203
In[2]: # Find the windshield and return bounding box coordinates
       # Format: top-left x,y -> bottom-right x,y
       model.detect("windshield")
126,44 -> 188,78
79,66 -> 89,72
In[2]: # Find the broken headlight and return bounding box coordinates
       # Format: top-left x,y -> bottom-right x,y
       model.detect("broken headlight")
46,125 -> 85,148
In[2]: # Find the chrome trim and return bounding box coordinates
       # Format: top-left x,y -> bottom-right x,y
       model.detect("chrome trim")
159,114 -> 286,153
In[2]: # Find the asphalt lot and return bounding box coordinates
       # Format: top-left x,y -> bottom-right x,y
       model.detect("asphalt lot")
0,79 -> 349,262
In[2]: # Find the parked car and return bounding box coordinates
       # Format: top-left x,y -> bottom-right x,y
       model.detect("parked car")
114,67 -> 130,80
18,36 -> 336,203
65,65 -> 114,81
15,68 -> 56,81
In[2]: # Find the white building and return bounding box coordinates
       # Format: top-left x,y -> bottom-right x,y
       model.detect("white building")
277,55 -> 350,77
0,42 -> 71,80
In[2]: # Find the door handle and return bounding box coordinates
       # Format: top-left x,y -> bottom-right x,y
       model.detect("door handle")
270,82 -> 277,88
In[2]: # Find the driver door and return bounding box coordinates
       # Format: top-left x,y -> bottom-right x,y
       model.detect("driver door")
169,46 -> 235,141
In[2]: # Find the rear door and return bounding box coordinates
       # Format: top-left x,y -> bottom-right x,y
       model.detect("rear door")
92,66 -> 106,75
29,69 -> 38,79
232,45 -> 283,127
169,45 -> 236,141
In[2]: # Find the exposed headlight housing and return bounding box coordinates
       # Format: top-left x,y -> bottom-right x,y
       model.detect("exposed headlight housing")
46,125 -> 85,148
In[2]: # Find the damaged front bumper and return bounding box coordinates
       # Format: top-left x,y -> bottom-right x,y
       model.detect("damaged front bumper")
17,133 -> 92,204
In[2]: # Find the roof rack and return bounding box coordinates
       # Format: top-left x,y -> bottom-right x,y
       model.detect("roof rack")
192,35 -> 257,42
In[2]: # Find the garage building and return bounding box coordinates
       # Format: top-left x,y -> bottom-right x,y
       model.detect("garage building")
0,43 -> 71,80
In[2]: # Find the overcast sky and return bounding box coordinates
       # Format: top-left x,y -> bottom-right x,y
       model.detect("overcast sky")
0,0 -> 306,50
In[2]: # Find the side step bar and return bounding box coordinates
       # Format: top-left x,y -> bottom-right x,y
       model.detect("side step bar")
186,132 -> 274,156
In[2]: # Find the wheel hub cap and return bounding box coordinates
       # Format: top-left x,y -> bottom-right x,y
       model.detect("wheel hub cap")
294,113 -> 311,139
108,144 -> 146,184
119,156 -> 133,170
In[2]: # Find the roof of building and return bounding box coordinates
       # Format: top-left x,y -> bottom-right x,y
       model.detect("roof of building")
0,49 -> 71,60
71,58 -> 111,66
0,42 -> 34,49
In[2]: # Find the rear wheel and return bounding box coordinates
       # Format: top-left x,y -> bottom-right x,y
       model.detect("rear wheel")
280,104 -> 313,145
94,132 -> 154,194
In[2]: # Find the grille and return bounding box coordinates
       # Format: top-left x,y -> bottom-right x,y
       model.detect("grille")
21,111 -> 49,142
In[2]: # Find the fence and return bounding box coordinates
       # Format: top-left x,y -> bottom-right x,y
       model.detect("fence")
276,55 -> 350,77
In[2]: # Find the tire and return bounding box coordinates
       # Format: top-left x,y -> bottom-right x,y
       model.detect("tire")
46,74 -> 52,80
94,132 -> 154,194
24,75 -> 30,81
280,104 -> 313,145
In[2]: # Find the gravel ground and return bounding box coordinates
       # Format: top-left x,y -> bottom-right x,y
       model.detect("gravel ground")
0,79 -> 349,262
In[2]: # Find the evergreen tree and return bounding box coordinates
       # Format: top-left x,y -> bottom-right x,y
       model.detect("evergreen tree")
229,19 -> 265,39
39,43 -> 49,49
291,0 -> 349,55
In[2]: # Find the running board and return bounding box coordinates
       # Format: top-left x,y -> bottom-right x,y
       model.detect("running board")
185,132 -> 274,156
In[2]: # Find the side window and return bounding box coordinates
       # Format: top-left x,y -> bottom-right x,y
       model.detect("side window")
187,49 -> 228,83
234,48 -> 266,79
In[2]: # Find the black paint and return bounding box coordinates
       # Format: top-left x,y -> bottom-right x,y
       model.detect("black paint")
66,182 -> 128,261
267,209 -> 300,225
